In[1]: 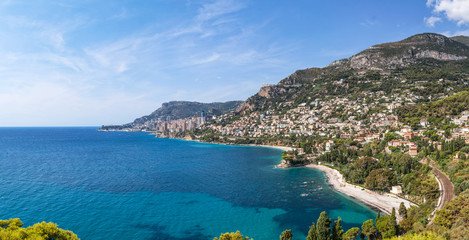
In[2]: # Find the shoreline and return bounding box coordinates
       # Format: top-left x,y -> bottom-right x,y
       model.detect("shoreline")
306,164 -> 416,220
174,134 -> 416,219
151,134 -> 416,218
104,131 -> 415,219
243,144 -> 294,152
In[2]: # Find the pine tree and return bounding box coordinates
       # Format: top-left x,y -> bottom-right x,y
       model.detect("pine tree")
280,229 -> 292,240
306,223 -> 318,240
361,219 -> 376,240
390,208 -> 398,237
316,211 -> 332,240
398,202 -> 407,218
343,227 -> 360,240
331,217 -> 344,240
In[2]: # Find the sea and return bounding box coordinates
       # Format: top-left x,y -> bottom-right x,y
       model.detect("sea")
0,127 -> 376,240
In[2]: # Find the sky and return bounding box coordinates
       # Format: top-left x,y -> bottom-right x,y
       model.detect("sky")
1,0 -> 469,126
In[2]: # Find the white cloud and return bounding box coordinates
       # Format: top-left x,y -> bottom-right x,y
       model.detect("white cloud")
196,0 -> 244,22
425,16 -> 442,27
427,0 -> 469,25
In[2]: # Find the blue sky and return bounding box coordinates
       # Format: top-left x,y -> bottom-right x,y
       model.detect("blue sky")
1,0 -> 469,126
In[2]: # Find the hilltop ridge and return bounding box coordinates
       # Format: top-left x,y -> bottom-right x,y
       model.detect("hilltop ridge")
236,33 -> 469,114
101,100 -> 242,131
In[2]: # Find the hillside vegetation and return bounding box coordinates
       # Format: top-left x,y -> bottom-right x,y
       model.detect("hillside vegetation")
397,91 -> 469,127
0,219 -> 79,240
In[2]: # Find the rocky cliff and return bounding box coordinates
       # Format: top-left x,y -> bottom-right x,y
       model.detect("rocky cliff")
337,33 -> 469,70
236,33 -> 469,114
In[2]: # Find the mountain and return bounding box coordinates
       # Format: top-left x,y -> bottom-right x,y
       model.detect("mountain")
451,35 -> 469,47
236,33 -> 469,114
101,100 -> 242,130
334,33 -> 469,70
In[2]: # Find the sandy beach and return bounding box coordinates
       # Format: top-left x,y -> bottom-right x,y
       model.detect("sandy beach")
306,164 -> 416,220
253,145 -> 294,151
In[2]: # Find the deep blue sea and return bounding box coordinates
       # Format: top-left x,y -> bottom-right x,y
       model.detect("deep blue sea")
0,127 -> 376,240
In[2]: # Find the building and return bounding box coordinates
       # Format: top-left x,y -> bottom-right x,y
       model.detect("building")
388,140 -> 401,147
391,186 -> 403,195
403,132 -> 414,140
409,145 -> 418,156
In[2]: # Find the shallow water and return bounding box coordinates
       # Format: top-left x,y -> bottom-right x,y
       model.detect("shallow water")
0,127 -> 376,239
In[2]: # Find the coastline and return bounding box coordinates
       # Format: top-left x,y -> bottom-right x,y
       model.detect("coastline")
245,144 -> 294,152
306,164 -> 416,220
177,135 -> 416,219
106,131 -> 414,219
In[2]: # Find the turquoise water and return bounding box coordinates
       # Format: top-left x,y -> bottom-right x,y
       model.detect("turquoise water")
0,127 -> 376,239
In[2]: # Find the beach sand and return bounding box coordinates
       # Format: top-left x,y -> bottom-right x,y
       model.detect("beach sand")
306,164 -> 416,220
247,144 -> 294,151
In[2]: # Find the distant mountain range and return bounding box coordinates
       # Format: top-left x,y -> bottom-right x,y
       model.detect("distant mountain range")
101,101 -> 242,130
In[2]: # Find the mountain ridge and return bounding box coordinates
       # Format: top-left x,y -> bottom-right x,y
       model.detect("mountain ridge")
101,100 -> 242,130
235,33 -> 469,114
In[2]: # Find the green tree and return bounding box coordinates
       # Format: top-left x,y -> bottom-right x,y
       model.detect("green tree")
214,231 -> 253,240
386,231 -> 445,240
399,202 -> 407,218
331,217 -> 344,240
376,215 -> 398,238
394,154 -> 415,175
306,223 -> 318,240
361,219 -> 377,240
280,229 -> 292,240
0,218 -> 79,240
365,168 -> 396,191
343,227 -> 360,240
316,211 -> 332,240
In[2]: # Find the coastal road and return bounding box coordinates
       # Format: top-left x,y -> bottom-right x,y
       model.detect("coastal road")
428,163 -> 454,225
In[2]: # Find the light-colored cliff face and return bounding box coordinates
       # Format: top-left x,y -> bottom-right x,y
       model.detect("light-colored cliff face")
348,48 -> 467,69
337,33 -> 469,70
257,85 -> 287,98
235,101 -> 254,114
414,50 -> 467,61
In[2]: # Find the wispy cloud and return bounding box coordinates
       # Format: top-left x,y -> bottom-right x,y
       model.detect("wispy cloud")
424,16 -> 442,27
111,7 -> 129,20
196,0 -> 244,22
360,18 -> 379,27
441,29 -> 469,36
0,0 -> 296,125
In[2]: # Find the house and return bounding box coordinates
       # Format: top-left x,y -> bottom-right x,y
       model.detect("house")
297,148 -> 305,155
409,145 -> 418,156
455,152 -> 469,159
420,119 -> 428,128
401,127 -> 412,133
388,140 -> 401,147
325,140 -> 335,151
391,186 -> 403,195
348,145 -> 359,151
403,132 -> 415,140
